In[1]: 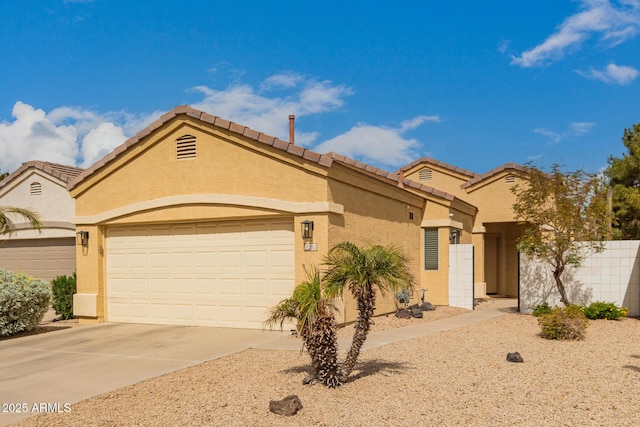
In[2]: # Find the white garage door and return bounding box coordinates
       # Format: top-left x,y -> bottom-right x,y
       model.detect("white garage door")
106,219 -> 295,329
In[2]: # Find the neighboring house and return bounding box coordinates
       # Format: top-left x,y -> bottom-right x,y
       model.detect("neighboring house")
68,105 -> 523,329
0,161 -> 83,282
401,158 -> 528,299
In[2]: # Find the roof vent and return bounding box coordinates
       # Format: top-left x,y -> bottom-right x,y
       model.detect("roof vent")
289,115 -> 295,144
505,175 -> 515,184
30,182 -> 42,196
176,135 -> 196,160
418,168 -> 433,181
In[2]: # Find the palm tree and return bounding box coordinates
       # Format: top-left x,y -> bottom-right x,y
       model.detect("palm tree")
323,242 -> 414,382
0,207 -> 42,235
264,267 -> 342,388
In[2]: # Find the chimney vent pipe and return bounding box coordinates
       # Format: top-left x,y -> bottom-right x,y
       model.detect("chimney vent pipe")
288,115 -> 295,144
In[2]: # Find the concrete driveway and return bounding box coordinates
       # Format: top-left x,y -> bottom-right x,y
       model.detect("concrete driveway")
0,323 -> 289,426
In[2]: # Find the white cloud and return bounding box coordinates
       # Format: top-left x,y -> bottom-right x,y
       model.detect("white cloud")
80,123 -> 126,168
0,102 -> 79,173
313,116 -> 437,169
260,72 -> 304,90
0,73 -> 353,172
533,121 -> 596,143
399,115 -> 441,132
569,121 -> 596,134
192,73 -> 352,146
0,72 -> 431,173
497,39 -> 511,54
511,0 -> 640,67
576,62 -> 639,84
0,101 -> 162,172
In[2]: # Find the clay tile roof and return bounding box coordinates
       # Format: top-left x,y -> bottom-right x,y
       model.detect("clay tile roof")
398,156 -> 478,178
66,105 -> 335,191
325,152 -> 456,201
0,161 -> 83,190
460,162 -> 529,189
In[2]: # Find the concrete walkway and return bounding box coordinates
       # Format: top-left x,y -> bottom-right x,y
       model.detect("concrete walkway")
255,297 -> 518,352
0,298 -> 516,426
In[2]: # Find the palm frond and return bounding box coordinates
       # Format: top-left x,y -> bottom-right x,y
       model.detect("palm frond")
263,298 -> 298,331
0,206 -> 43,235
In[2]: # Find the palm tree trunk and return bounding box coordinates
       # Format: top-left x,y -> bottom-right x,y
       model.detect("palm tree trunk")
339,286 -> 375,382
303,305 -> 342,387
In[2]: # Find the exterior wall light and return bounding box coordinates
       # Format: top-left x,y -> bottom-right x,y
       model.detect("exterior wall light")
449,229 -> 459,244
76,231 -> 89,247
301,220 -> 314,240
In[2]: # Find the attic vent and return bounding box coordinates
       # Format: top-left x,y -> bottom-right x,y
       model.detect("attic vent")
418,168 -> 433,181
30,182 -> 42,196
176,135 -> 196,160
505,175 -> 516,184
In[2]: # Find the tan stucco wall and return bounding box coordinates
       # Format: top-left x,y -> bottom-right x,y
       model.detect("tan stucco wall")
75,224 -> 105,323
464,174 -> 520,224
327,165 -> 424,322
417,196 -> 476,305
0,169 -> 75,240
404,164 -> 470,198
472,231 -> 485,294
73,120 -> 329,217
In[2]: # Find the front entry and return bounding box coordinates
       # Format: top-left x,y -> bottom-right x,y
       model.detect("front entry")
484,234 -> 500,294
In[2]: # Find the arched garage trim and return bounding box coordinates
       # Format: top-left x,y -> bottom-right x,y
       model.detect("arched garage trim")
74,194 -> 344,225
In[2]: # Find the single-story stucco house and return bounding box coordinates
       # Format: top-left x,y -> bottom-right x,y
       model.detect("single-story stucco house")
0,161 -> 83,282
68,105 -> 525,328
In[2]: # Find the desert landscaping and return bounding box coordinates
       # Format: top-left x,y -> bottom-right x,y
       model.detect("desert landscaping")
11,307 -> 640,427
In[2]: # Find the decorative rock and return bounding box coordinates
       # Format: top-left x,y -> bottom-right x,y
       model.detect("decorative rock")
420,302 -> 436,311
302,374 -> 315,385
507,352 -> 524,363
395,308 -> 411,319
269,395 -> 303,416
410,306 -> 424,318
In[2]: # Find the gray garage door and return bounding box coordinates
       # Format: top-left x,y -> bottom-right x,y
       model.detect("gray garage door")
0,237 -> 76,282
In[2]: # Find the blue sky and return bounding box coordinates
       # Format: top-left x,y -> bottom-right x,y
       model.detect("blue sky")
1,1 -> 639,175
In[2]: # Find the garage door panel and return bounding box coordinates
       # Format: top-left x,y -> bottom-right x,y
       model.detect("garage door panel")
218,251 -> 242,269
149,279 -> 170,294
106,219 -> 294,328
171,252 -> 192,268
244,278 -> 267,296
194,251 -> 216,267
271,278 -> 296,297
0,237 -> 76,282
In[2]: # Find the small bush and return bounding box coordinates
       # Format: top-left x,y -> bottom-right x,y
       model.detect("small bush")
538,305 -> 589,340
532,302 -> 553,317
583,301 -> 628,320
51,273 -> 76,320
0,269 -> 51,336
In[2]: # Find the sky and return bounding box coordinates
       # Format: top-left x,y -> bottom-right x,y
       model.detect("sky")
1,0 -> 639,176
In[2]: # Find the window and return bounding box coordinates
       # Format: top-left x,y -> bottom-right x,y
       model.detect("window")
424,228 -> 438,270
30,182 -> 42,196
176,135 -> 196,160
418,168 -> 433,181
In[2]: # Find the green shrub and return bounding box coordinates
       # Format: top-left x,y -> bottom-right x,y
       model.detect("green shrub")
51,273 -> 76,320
538,305 -> 589,340
583,301 -> 628,320
532,302 -> 553,317
0,269 -> 51,336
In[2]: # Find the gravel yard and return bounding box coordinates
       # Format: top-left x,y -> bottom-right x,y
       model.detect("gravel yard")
12,309 -> 640,427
